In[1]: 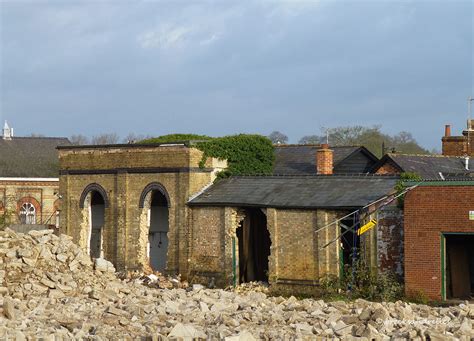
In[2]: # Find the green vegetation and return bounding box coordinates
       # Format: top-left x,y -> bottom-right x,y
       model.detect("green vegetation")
406,289 -> 430,305
141,134 -> 212,144
141,134 -> 275,180
395,172 -> 423,208
319,258 -> 404,302
0,210 -> 13,230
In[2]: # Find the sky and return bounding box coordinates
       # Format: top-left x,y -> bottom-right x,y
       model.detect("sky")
0,0 -> 472,149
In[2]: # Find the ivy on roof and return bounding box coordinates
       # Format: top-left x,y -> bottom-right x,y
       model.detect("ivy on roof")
141,134 -> 275,180
141,134 -> 212,144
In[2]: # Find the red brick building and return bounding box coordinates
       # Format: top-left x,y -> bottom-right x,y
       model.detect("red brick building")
442,120 -> 474,157
404,181 -> 474,300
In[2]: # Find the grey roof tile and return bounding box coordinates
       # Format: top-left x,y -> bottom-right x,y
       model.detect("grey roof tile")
378,153 -> 473,180
189,175 -> 398,209
273,145 -> 378,175
0,137 -> 71,177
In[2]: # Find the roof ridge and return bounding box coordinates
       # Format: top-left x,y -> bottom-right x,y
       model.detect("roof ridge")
389,153 -> 465,159
9,136 -> 70,140
275,144 -> 361,148
231,174 -> 399,179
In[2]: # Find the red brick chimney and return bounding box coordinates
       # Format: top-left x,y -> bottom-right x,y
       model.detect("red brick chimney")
445,125 -> 451,137
316,144 -> 333,175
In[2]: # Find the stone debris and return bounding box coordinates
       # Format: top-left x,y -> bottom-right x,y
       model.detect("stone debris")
0,228 -> 473,339
228,281 -> 270,295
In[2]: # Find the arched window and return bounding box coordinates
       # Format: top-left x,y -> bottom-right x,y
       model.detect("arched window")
20,203 -> 36,224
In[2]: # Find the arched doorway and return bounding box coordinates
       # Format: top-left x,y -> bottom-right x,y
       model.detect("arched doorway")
236,208 -> 271,283
89,191 -> 105,259
139,182 -> 170,272
148,191 -> 169,271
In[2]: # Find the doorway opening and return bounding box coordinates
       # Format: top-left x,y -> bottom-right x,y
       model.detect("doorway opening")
445,234 -> 474,299
236,208 -> 271,283
148,191 -> 169,272
340,217 -> 360,276
90,191 -> 105,259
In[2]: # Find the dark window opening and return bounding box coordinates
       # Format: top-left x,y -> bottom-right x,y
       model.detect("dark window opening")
446,234 -> 474,299
149,191 -> 169,272
236,208 -> 271,283
340,217 -> 360,274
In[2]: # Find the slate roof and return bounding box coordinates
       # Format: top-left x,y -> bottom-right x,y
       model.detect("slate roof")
0,137 -> 71,178
273,145 -> 378,175
188,175 -> 399,209
374,154 -> 473,180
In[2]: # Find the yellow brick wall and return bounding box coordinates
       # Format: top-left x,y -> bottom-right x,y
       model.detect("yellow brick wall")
0,181 -> 59,225
188,206 -> 345,290
59,145 -> 217,277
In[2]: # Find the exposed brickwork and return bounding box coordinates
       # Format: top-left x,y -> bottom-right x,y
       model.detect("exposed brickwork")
59,145 -> 225,277
374,160 -> 402,175
442,136 -> 469,156
404,185 -> 474,300
188,206 -> 345,292
377,205 -> 404,276
316,144 -> 333,175
0,180 -> 58,225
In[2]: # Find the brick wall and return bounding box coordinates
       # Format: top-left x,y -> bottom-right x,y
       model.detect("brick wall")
404,184 -> 474,300
188,206 -> 345,293
0,180 -> 58,226
374,160 -> 401,175
442,136 -> 467,156
377,205 -> 404,277
442,135 -> 474,157
59,145 -> 221,276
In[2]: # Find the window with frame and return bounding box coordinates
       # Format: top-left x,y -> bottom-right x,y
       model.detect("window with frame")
20,203 -> 36,224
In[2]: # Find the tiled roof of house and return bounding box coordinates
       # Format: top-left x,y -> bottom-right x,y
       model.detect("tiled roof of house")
375,153 -> 472,180
0,137 -> 71,178
188,175 -> 398,209
273,145 -> 378,175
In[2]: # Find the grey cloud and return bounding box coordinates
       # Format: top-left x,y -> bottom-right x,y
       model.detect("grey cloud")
0,0 -> 472,148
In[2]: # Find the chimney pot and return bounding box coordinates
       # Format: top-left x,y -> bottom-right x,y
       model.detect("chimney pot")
316,145 -> 333,175
445,125 -> 451,137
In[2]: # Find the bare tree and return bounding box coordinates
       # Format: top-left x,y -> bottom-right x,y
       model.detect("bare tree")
29,133 -> 45,137
122,133 -> 151,144
69,134 -> 90,145
91,133 -> 120,145
268,131 -> 288,144
298,135 -> 323,145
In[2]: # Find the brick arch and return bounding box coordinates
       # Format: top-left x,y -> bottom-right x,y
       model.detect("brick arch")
17,196 -> 42,224
79,183 -> 109,209
138,182 -> 171,208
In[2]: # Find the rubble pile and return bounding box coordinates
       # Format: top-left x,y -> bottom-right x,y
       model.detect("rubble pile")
121,271 -> 187,290
229,281 -> 269,295
0,229 -> 473,340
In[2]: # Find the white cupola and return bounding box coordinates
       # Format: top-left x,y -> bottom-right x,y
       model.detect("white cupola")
3,121 -> 13,140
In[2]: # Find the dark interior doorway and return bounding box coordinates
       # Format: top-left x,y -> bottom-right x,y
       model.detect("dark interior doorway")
236,208 -> 271,283
340,217 -> 360,274
90,191 -> 105,259
149,191 -> 169,272
446,234 -> 474,299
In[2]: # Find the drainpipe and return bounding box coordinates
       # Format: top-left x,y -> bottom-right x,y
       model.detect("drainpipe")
465,156 -> 470,171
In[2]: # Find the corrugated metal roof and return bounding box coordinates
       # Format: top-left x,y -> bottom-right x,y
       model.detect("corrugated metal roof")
188,175 -> 399,209
0,137 -> 71,177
